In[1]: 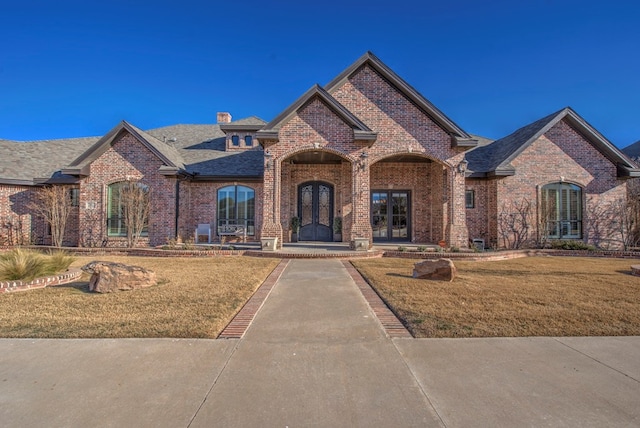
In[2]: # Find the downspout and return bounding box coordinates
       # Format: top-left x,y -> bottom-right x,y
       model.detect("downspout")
175,178 -> 180,239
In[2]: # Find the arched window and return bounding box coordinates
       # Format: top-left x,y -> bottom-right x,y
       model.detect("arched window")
541,182 -> 582,239
107,182 -> 149,237
217,185 -> 255,236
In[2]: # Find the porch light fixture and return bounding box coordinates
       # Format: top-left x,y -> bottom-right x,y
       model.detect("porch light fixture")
359,152 -> 369,170
264,150 -> 272,169
457,158 -> 469,174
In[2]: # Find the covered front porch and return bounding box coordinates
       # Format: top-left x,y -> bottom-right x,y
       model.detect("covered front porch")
259,147 -> 468,250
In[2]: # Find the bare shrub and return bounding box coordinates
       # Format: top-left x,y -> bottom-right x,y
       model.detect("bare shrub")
497,198 -> 532,249
28,186 -> 72,247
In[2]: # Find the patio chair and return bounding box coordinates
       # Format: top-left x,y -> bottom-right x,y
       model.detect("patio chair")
195,224 -> 212,244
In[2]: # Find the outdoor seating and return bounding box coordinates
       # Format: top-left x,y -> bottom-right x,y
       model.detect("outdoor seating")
195,224 -> 212,243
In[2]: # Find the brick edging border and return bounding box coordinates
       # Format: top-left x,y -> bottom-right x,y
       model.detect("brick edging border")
342,260 -> 412,338
0,269 -> 83,293
218,259 -> 290,339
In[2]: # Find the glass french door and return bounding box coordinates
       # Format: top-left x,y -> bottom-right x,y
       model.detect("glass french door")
371,190 -> 410,241
298,181 -> 333,241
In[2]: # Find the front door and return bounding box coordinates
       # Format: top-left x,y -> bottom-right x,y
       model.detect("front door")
298,181 -> 333,241
371,190 -> 410,241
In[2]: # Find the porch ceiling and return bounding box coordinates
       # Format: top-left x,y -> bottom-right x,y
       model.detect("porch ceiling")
287,151 -> 345,164
377,154 -> 432,163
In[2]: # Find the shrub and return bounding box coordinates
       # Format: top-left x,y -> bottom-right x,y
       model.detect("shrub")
550,240 -> 595,251
0,249 -> 47,281
0,249 -> 76,281
45,250 -> 76,274
397,246 -> 407,252
417,245 -> 428,252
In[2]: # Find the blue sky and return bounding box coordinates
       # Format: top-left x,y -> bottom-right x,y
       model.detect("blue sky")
1,0 -> 639,148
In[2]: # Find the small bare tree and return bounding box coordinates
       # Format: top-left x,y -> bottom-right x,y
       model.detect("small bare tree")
120,181 -> 150,248
497,198 -> 533,249
536,194 -> 556,248
28,186 -> 73,247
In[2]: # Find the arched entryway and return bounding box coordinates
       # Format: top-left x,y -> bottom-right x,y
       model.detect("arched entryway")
298,181 -> 333,241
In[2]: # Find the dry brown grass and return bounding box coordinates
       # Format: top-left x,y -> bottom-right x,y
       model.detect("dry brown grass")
352,256 -> 640,338
0,256 -> 279,338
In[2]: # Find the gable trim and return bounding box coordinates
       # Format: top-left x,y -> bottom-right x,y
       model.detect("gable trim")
493,107 -> 640,178
324,51 -> 477,148
256,84 -> 377,146
64,121 -> 182,175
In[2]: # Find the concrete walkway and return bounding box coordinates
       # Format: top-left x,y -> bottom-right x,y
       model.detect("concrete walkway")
1,259 -> 640,427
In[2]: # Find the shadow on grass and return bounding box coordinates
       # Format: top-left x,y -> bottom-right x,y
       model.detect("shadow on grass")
54,281 -> 92,293
387,273 -> 413,279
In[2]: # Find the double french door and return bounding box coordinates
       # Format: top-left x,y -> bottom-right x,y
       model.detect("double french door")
371,190 -> 410,241
298,181 -> 333,241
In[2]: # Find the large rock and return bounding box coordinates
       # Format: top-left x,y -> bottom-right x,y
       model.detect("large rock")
413,258 -> 456,281
82,261 -> 157,293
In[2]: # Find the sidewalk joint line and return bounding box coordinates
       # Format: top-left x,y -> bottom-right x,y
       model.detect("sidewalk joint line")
554,337 -> 640,384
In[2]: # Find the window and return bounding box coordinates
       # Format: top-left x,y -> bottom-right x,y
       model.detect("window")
70,188 -> 80,207
231,135 -> 240,146
541,182 -> 582,239
217,185 -> 255,236
465,189 -> 475,208
245,135 -> 253,146
107,182 -> 149,237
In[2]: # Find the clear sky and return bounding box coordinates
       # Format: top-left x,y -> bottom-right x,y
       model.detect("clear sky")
1,0 -> 639,148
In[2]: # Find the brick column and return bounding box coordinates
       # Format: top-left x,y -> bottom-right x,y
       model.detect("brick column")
446,166 -> 469,247
261,156 -> 283,248
349,158 -> 372,249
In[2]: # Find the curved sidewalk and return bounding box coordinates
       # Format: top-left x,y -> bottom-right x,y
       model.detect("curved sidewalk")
1,259 -> 639,427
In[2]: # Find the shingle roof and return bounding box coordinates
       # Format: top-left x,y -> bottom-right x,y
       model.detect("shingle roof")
622,140 -> 640,159
0,136 -> 99,184
0,117 -> 267,184
146,118 -> 267,178
465,107 -> 640,178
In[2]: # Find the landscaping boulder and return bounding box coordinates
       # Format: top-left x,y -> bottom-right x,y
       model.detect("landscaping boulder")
413,258 -> 456,281
82,261 -> 157,293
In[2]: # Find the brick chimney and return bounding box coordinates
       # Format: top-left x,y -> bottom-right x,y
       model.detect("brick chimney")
217,112 -> 232,124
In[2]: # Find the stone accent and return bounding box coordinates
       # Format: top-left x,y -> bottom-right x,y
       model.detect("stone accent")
82,261 -> 157,293
413,258 -> 456,281
0,269 -> 82,293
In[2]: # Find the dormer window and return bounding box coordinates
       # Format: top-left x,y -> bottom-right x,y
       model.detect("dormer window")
245,135 -> 253,146
231,135 -> 240,146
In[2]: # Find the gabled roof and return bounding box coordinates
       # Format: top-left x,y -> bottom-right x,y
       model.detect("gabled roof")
63,121 -> 185,176
256,84 -> 377,144
0,136 -> 98,185
466,107 -> 640,178
324,51 -> 477,148
622,140 -> 640,159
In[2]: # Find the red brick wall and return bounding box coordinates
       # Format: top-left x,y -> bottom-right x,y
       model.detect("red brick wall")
492,119 -> 626,249
78,133 -> 177,247
262,64 -> 470,247
179,181 -> 263,242
0,185 -> 36,245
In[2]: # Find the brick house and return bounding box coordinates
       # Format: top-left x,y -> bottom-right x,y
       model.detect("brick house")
1,52 -> 638,249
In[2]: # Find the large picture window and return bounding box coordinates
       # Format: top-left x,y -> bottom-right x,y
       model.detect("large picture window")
541,182 -> 582,239
217,185 -> 255,236
107,182 -> 149,237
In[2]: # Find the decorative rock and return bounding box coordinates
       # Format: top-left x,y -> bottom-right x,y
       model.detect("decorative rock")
631,265 -> 640,277
413,258 -> 456,281
81,261 -> 157,293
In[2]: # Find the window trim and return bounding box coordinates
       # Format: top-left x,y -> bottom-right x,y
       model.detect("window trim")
217,185 -> 256,236
107,182 -> 149,238
541,182 -> 582,240
465,189 -> 475,209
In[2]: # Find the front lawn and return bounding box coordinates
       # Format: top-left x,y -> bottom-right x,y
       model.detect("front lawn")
0,256 -> 280,338
352,256 -> 640,338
